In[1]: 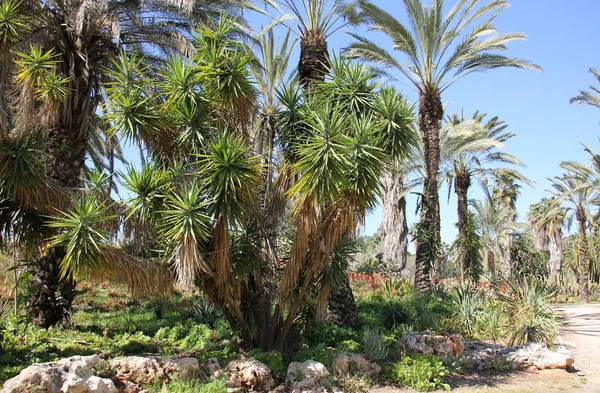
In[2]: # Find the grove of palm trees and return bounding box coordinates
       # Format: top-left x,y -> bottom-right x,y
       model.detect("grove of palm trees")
1,1 -> 599,392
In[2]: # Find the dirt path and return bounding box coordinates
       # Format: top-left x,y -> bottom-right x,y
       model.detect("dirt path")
370,304 -> 600,393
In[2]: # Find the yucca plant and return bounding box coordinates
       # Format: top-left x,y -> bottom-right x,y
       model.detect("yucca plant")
449,280 -> 483,336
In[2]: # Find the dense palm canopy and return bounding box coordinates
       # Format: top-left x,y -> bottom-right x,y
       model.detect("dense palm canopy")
345,0 -> 540,292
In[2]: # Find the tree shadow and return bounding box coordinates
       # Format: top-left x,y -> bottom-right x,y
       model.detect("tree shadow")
446,369 -> 532,389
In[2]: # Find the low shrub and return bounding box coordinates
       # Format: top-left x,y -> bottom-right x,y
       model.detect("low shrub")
246,349 -> 286,380
498,280 -> 558,346
384,355 -> 450,391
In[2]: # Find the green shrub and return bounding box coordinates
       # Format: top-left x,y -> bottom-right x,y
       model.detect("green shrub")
449,281 -> 483,336
247,349 -> 286,380
113,331 -> 157,354
291,343 -> 340,367
340,339 -> 361,352
475,302 -> 508,344
363,327 -> 388,362
149,377 -> 227,393
384,355 -> 450,391
302,322 -> 358,348
498,280 -> 557,346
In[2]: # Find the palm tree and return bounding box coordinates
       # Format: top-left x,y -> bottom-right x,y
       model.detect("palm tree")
281,0 -> 352,88
570,68 -> 600,112
442,111 -> 520,280
250,27 -> 297,207
345,0 -> 540,292
527,198 -> 566,281
550,169 -> 597,303
471,196 -> 519,279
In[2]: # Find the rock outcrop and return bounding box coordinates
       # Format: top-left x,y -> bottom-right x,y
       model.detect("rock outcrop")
332,353 -> 381,376
397,332 -> 464,358
464,341 -> 575,370
1,355 -> 118,393
507,343 -> 574,370
225,358 -> 275,392
109,356 -> 199,385
286,360 -> 329,393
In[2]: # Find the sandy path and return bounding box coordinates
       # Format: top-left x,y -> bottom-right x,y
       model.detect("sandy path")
370,304 -> 600,393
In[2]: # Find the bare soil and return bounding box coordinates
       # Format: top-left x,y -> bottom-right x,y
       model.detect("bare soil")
370,304 -> 600,392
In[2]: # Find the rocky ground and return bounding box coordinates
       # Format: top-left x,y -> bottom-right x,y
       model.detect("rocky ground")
372,304 -> 600,393
3,304 -> 599,393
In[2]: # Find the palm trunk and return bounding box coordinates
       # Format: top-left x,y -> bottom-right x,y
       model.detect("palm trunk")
576,211 -> 589,303
28,15 -> 99,326
327,278 -> 356,328
415,91 -> 443,293
548,228 -> 563,282
381,170 -> 409,276
298,35 -> 329,89
486,250 -> 495,278
28,247 -> 76,328
455,172 -> 470,281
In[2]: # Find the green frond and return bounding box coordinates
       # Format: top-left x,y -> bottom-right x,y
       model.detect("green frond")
47,194 -> 118,279
197,131 -> 261,225
0,0 -> 27,46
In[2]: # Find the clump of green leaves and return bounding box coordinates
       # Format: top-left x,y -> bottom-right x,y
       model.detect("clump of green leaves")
498,280 -> 557,346
363,327 -> 388,362
148,377 -> 227,393
384,355 -> 450,391
246,349 -> 286,380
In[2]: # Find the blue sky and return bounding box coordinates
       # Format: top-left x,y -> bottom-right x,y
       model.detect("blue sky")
246,0 -> 600,245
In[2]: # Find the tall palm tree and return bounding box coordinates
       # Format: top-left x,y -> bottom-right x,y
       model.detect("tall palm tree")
550,169 -> 597,303
345,0 -> 540,292
442,111 -> 520,280
250,27 -> 297,207
471,196 -> 519,279
570,68 -> 600,112
527,198 -> 566,281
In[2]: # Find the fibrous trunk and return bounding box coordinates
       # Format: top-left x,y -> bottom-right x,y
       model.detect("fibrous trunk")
28,248 -> 76,327
381,169 -> 409,277
28,13 -> 97,326
455,172 -> 470,281
577,213 -> 589,303
327,278 -> 356,328
414,91 -> 443,293
548,229 -> 563,281
298,35 -> 329,89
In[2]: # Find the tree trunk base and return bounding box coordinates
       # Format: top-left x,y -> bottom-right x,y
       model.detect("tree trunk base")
28,249 -> 76,328
327,279 -> 356,328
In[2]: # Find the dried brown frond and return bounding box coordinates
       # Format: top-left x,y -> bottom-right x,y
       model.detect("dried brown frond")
170,235 -> 202,292
279,197 -> 318,303
96,247 -> 174,297
209,216 -> 231,286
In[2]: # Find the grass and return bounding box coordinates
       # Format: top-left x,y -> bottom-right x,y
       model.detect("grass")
0,282 -> 236,383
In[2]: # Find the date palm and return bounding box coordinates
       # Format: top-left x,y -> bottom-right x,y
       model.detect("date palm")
345,0 -> 540,292
471,196 -> 519,279
550,169 -> 597,303
527,198 -> 566,281
282,0 -> 354,88
570,68 -> 600,113
442,111 -> 520,280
